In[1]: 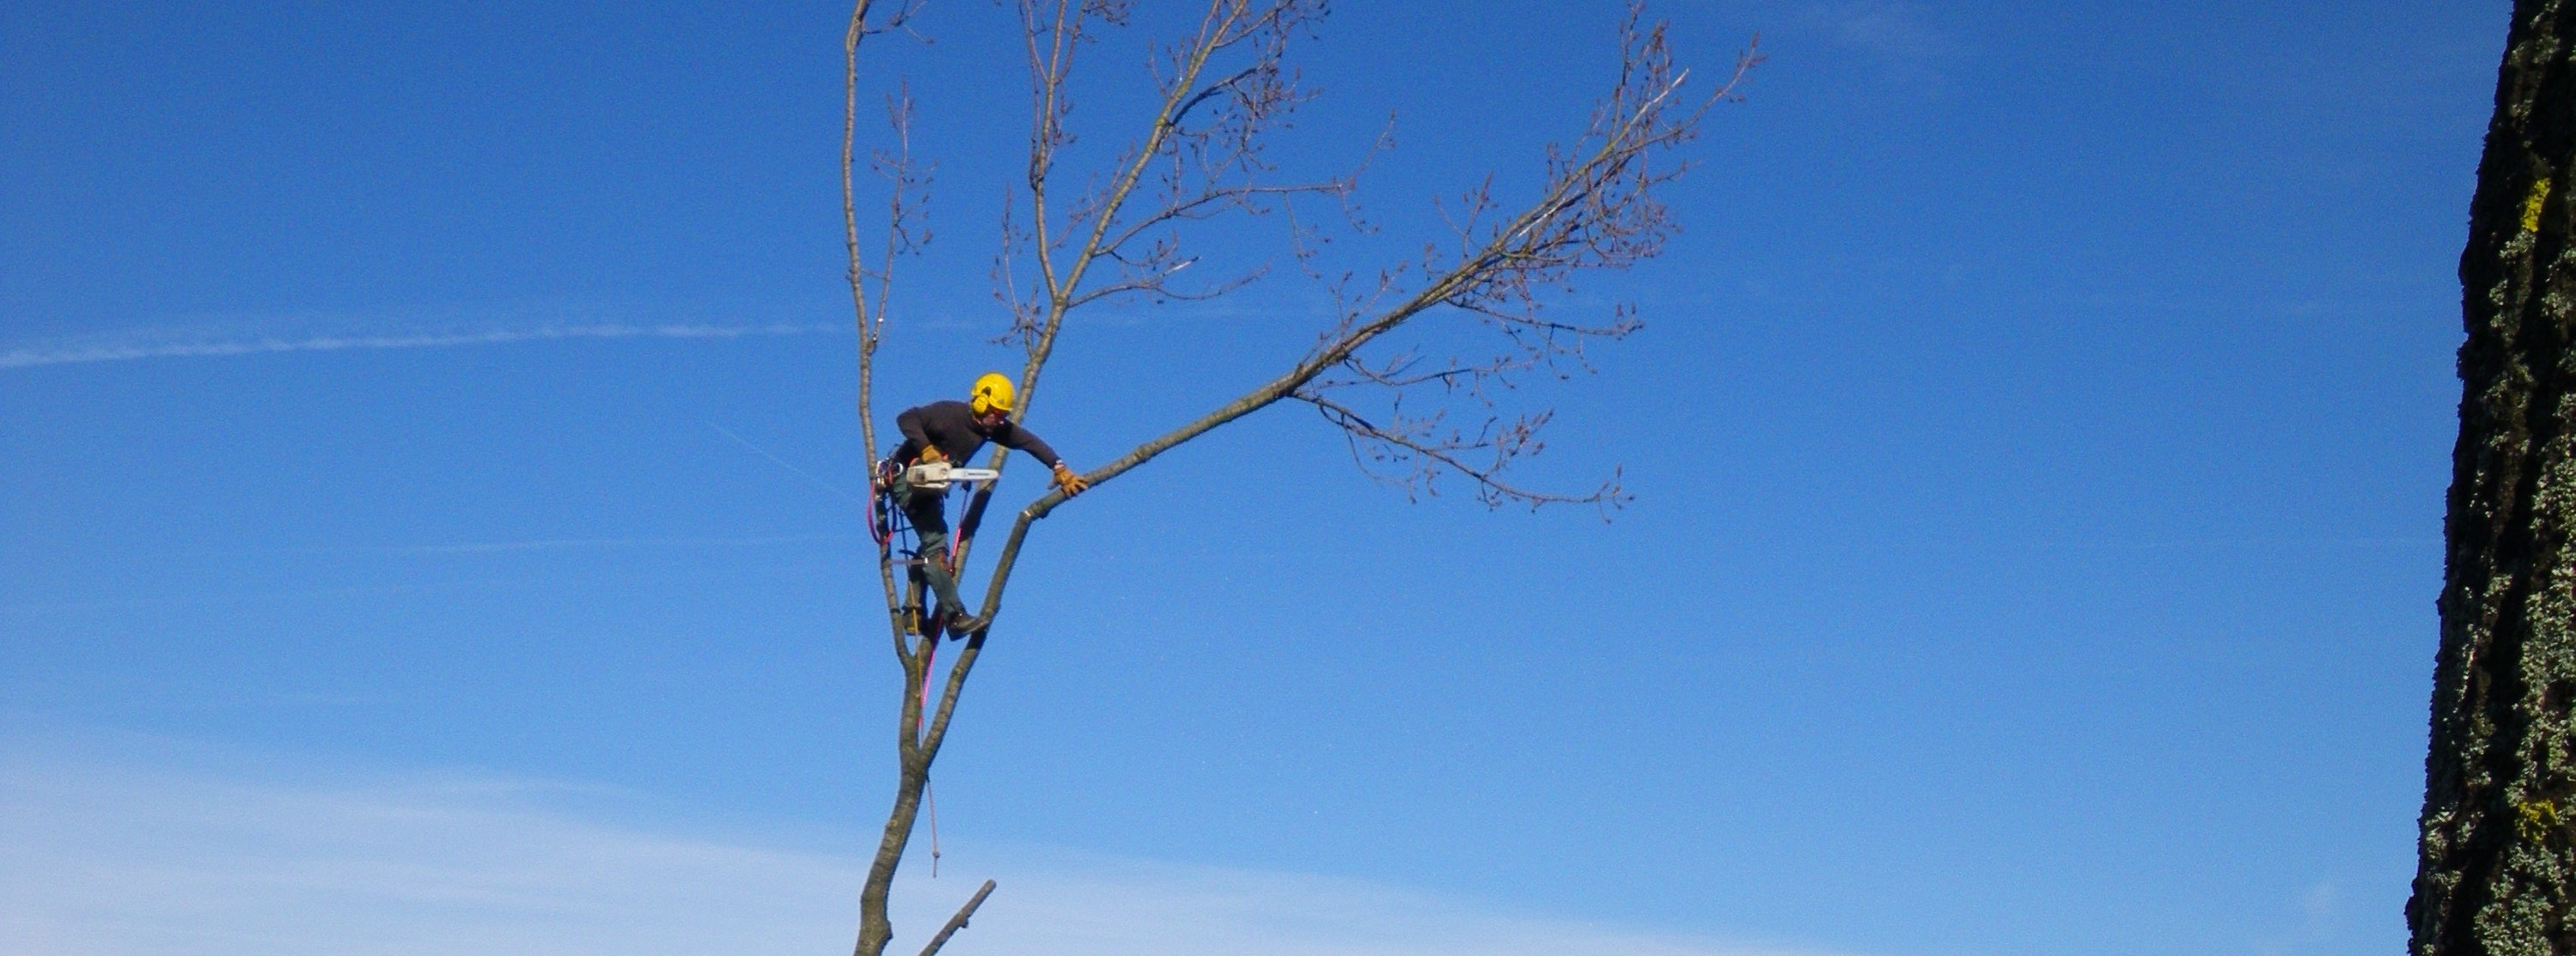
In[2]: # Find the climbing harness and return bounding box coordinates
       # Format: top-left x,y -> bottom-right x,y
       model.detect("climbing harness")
869,454 -> 1003,624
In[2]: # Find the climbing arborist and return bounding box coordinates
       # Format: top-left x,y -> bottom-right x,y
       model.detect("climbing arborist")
888,372 -> 1090,636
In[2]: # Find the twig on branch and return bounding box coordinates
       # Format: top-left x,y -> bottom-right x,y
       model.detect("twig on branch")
1296,392 -> 1627,512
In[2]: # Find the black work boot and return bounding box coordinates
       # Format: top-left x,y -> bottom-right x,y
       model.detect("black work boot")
944,612 -> 989,639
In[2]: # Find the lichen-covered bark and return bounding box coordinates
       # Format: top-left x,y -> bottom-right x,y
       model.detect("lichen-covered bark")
2413,3 -> 2576,953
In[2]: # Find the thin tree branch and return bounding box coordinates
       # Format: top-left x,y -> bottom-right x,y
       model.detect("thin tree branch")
915,880 -> 998,956
844,0 -> 908,659
1294,392 -> 1625,510
1168,64 -> 1259,128
1095,180 -> 1348,271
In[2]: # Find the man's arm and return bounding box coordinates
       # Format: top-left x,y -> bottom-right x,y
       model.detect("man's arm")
994,422 -> 1088,497
991,423 -> 1062,470
894,406 -> 931,456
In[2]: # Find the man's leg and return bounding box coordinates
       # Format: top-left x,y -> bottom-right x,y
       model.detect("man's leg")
897,479 -> 968,618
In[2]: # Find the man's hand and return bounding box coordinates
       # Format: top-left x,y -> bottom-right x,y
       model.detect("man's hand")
917,447 -> 947,464
1053,463 -> 1090,497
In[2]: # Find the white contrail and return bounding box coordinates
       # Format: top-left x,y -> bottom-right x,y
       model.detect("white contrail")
0,322 -> 844,369
703,420 -> 871,505
391,533 -> 855,554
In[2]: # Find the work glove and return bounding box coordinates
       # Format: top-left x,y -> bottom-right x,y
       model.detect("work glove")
916,447 -> 947,464
1053,463 -> 1090,497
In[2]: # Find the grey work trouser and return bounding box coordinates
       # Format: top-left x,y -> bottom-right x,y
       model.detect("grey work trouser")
893,472 -> 967,617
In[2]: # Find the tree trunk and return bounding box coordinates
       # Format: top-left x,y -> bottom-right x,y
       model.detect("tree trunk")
852,750 -> 926,956
2412,3 -> 2576,953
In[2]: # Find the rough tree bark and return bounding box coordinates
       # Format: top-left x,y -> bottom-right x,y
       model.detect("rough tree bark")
837,4 -> 1754,954
2412,3 -> 2576,953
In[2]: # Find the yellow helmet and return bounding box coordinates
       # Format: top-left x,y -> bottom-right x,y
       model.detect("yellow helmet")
968,372 -> 1016,416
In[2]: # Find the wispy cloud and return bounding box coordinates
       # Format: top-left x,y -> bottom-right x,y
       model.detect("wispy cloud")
966,862 -> 1850,956
1798,2 -> 1962,88
0,751 -> 853,956
0,740 -> 1854,956
0,320 -> 845,369
3,536 -> 863,614
294,533 -> 857,556
2254,880 -> 2347,956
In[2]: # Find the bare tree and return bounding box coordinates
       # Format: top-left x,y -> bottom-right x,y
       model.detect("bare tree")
839,3 -> 1754,953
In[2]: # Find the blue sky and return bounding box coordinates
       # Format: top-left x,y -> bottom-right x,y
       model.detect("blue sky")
0,2 -> 2495,954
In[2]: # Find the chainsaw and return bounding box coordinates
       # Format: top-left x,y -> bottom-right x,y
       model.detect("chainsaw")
902,459 -> 1001,491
